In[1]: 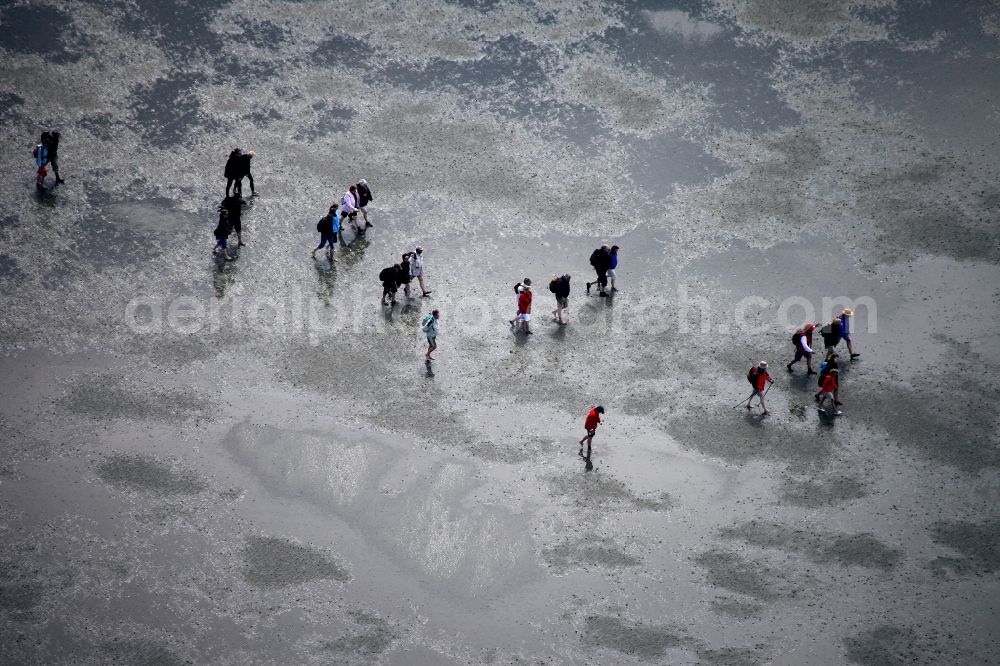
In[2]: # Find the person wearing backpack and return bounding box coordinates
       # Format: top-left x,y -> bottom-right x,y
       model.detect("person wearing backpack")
398,252 -> 414,299
820,316 -> 843,351
312,205 -> 339,260
509,278 -> 533,334
410,246 -> 431,297
786,322 -> 819,374
816,369 -> 842,415
744,361 -> 773,415
549,274 -> 571,325
816,351 -> 842,407
379,263 -> 401,305
421,309 -> 440,360
586,245 -> 612,297
356,179 -> 374,229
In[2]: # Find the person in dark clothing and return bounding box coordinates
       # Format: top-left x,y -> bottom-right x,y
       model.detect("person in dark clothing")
821,316 -> 843,350
549,274 -> 571,325
312,205 -> 339,260
356,179 -> 374,228
398,252 -> 413,299
238,150 -> 256,196
224,148 -> 242,197
33,132 -> 50,188
213,208 -> 234,260
220,194 -> 244,247
586,245 -> 612,297
47,130 -> 63,183
379,264 -> 400,305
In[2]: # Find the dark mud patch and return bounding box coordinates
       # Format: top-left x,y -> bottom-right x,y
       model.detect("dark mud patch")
929,519 -> 1000,576
697,644 -> 770,666
779,474 -> 868,506
856,159 -> 1000,264
720,521 -> 901,570
844,625 -> 951,666
129,71 -> 209,148
0,5 -> 79,63
542,535 -> 642,571
710,597 -> 764,620
667,410 -> 832,469
321,610 -> 396,657
243,536 -> 349,587
0,574 -> 42,612
99,639 -> 188,666
850,377 -> 1000,472
736,0 -> 849,41
63,374 -> 207,421
547,471 -> 674,511
582,616 -> 688,659
692,549 -> 783,601
99,454 -> 206,495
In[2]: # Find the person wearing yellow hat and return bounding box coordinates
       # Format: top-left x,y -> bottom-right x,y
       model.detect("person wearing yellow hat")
839,308 -> 860,359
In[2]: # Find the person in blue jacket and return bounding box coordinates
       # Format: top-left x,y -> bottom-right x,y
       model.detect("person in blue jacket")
607,245 -> 620,292
840,308 -> 860,359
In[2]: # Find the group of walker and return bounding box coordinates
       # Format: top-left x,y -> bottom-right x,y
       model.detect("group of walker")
744,308 -> 860,417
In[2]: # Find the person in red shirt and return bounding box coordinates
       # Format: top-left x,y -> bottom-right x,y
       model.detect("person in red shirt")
509,278 -> 533,335
816,369 -> 842,415
745,361 -> 773,415
578,405 -> 605,459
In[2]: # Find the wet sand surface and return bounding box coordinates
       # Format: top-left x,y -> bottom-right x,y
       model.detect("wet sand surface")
1,1 -> 999,664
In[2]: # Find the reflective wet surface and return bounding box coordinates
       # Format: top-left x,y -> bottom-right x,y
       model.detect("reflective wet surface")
1,1 -> 999,664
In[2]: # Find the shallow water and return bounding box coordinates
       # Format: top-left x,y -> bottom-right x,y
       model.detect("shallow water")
1,1 -> 998,664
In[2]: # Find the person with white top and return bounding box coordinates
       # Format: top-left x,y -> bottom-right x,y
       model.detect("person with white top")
410,246 -> 432,297
340,185 -> 360,233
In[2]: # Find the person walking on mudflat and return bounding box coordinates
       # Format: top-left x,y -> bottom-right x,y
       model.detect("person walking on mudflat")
410,246 -> 431,297
312,205 -> 339,260
607,245 -> 620,291
586,245 -> 612,297
238,149 -> 256,196
224,148 -> 242,197
816,369 -> 842,416
421,309 -> 440,360
745,361 -> 773,415
549,274 -> 571,325
356,179 -> 374,229
787,322 -> 819,374
839,308 -> 860,359
213,208 -> 234,261
510,278 -> 533,334
579,405 -> 605,460
380,263 -> 400,305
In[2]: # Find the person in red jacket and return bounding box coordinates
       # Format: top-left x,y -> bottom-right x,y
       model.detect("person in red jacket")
787,322 -> 820,374
745,361 -> 773,415
579,405 -> 605,459
509,278 -> 533,335
816,369 -> 842,415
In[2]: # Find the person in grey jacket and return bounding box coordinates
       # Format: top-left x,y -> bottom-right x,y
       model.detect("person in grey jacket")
410,246 -> 432,297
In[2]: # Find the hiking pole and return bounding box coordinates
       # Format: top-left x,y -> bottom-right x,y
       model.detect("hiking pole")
733,395 -> 753,408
